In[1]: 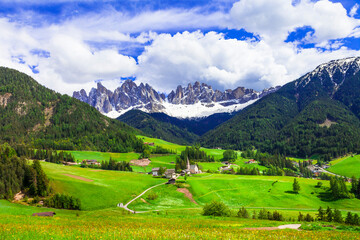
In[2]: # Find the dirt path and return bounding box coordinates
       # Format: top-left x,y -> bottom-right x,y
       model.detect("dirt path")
244,224 -> 301,231
118,182 -> 166,213
177,188 -> 197,204
63,174 -> 93,182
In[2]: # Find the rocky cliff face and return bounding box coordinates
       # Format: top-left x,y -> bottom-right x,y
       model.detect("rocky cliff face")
73,80 -> 280,119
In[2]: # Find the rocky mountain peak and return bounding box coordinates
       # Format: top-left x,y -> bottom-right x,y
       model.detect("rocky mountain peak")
296,57 -> 360,91
73,80 -> 280,119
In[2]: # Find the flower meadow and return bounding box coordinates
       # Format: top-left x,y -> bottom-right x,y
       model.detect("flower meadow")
1,212 -> 360,239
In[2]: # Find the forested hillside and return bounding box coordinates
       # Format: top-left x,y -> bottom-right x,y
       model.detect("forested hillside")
201,57 -> 360,158
0,67 -> 143,152
117,110 -> 199,145
118,110 -> 236,145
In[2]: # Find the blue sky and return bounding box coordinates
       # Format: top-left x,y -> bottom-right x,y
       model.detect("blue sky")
0,0 -> 359,94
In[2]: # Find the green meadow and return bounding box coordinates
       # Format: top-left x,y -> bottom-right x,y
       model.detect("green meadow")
42,162 -> 166,210
65,150 -> 140,162
127,173 -> 360,213
2,201 -> 360,239
328,155 -> 360,178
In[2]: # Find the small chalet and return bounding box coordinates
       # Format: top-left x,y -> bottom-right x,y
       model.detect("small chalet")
152,167 -> 160,176
180,169 -> 190,176
84,159 -> 100,166
144,142 -> 155,146
220,166 -> 234,173
245,159 -> 257,164
32,212 -> 56,217
165,169 -> 176,179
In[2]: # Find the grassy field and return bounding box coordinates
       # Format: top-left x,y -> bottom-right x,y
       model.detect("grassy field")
186,174 -> 360,211
65,150 -> 140,162
138,135 -> 187,153
328,155 -> 360,178
42,162 -> 166,210
1,200 -> 360,239
124,173 -> 360,213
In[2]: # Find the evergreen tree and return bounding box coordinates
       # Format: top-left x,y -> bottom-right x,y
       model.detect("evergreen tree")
333,209 -> 343,223
351,176 -> 358,194
353,214 -> 360,225
293,178 -> 300,193
298,212 -> 304,221
317,206 -> 325,221
326,207 -> 333,222
345,212 -> 354,225
237,207 -> 249,218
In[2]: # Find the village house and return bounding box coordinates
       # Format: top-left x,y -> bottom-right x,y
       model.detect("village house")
84,159 -> 100,166
144,142 -> 155,146
220,166 -> 234,173
165,169 -> 176,179
245,159 -> 257,164
152,167 -> 160,176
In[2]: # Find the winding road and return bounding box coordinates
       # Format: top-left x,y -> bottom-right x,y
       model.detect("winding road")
118,182 -> 166,213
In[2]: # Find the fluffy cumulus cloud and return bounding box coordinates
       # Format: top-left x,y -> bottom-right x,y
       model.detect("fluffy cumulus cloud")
0,0 -> 359,94
137,31 -> 289,91
0,18 -> 138,94
230,0 -> 360,44
136,31 -> 359,92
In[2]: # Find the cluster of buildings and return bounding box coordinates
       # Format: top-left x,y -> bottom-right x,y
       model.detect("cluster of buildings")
151,158 -> 201,179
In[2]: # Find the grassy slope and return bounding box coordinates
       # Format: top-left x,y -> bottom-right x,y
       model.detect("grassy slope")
41,162 -> 166,210
188,174 -> 360,211
67,151 -> 140,162
328,155 -> 360,178
126,174 -> 360,213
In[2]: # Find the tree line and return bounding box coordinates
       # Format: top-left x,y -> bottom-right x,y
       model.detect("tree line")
0,143 -> 50,199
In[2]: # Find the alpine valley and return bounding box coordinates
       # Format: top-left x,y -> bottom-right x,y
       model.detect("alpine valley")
1,56 -> 360,240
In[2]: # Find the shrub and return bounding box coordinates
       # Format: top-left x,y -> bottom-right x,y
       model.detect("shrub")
202,200 -> 230,217
146,193 -> 158,201
237,207 -> 249,218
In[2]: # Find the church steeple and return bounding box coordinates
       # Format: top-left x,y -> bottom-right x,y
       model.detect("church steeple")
186,157 -> 190,170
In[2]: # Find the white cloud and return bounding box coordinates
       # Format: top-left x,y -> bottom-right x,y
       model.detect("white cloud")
230,0 -> 360,44
0,1 -> 359,96
136,31 -> 360,92
0,18 -> 138,95
350,4 -> 359,17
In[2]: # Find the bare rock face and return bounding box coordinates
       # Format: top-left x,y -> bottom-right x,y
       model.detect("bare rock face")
73,80 -> 280,117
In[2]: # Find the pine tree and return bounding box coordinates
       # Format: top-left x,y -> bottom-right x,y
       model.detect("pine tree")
351,176 -> 358,194
334,209 -> 343,223
317,206 -> 325,221
298,212 -> 304,221
345,212 -> 353,225
293,178 -> 300,193
326,207 -> 333,222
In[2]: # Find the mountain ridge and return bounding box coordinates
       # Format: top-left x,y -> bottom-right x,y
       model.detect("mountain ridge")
73,81 -> 280,119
